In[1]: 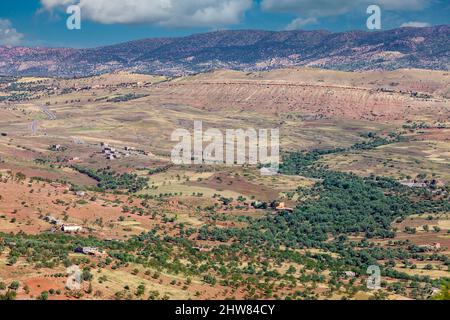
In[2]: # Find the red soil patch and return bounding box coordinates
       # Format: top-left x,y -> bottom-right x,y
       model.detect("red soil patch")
188,173 -> 280,202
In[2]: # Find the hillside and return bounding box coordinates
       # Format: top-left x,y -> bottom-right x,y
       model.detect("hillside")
1,67 -> 449,301
0,25 -> 448,77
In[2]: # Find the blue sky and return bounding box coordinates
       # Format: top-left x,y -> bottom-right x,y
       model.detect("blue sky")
0,0 -> 448,48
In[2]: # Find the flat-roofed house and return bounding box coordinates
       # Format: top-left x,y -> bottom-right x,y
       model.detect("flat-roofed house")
61,224 -> 83,233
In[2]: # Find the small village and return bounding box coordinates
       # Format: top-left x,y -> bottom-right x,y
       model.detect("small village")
101,142 -> 151,161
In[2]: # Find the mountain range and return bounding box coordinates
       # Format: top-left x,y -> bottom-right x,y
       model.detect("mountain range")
0,25 -> 448,77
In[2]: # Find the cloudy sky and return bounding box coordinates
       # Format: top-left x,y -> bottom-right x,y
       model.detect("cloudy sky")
0,0 -> 448,47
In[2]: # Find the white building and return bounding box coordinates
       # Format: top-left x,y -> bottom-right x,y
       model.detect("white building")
61,224 -> 83,233
75,191 -> 86,197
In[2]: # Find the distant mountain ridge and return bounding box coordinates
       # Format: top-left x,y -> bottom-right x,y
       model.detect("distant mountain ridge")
0,25 -> 448,77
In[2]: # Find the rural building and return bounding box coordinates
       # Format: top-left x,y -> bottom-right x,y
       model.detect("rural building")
276,202 -> 294,213
50,144 -> 62,151
74,246 -> 106,257
61,224 -> 83,233
418,242 -> 442,252
400,180 -> 428,188
193,246 -> 213,252
344,271 -> 356,278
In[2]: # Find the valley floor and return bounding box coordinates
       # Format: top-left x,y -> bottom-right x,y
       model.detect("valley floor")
0,68 -> 448,300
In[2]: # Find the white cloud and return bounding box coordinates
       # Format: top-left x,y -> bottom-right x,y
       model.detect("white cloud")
400,21 -> 431,27
374,0 -> 430,10
40,0 -> 253,27
0,19 -> 24,45
285,17 -> 317,30
261,0 -> 431,17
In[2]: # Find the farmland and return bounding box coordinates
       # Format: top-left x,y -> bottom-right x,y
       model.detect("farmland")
0,68 -> 449,300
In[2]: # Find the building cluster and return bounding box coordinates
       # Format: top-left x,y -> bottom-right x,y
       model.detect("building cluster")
400,179 -> 447,195
42,215 -> 83,234
418,242 -> 442,252
400,180 -> 429,188
101,142 -> 132,160
100,142 -> 150,160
